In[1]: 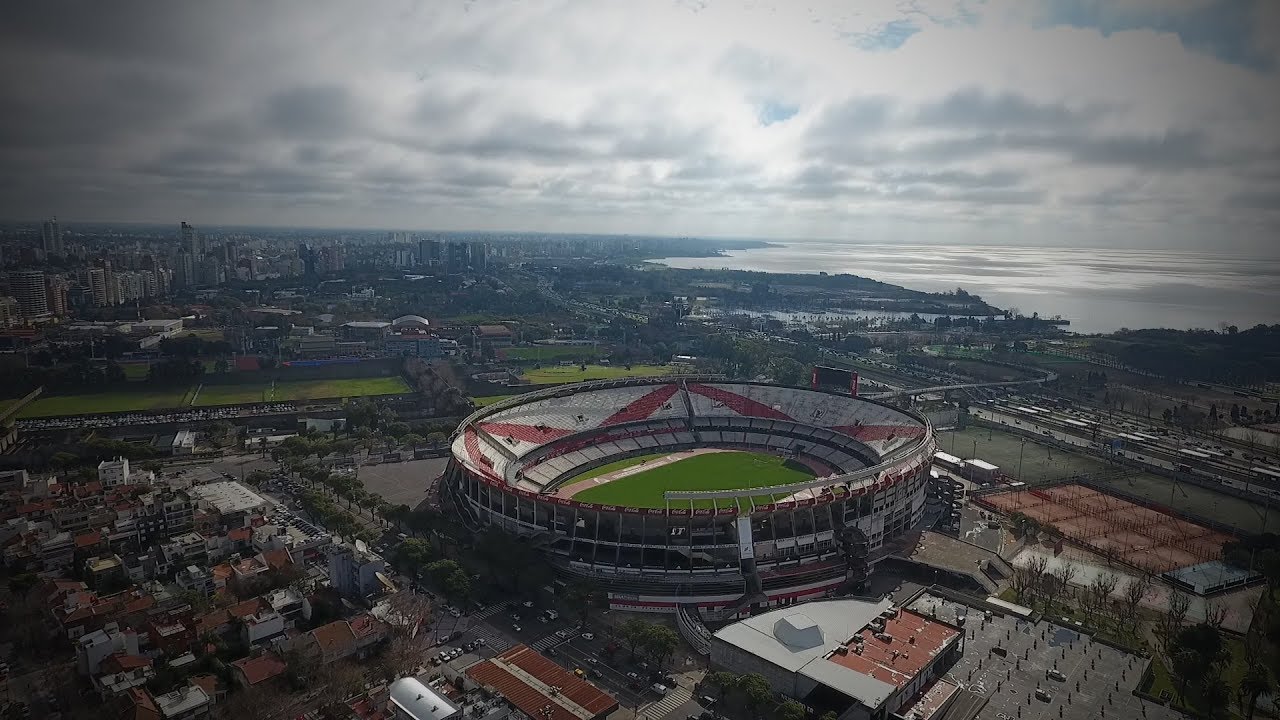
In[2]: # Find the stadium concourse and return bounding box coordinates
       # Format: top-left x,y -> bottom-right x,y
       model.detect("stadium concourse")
440,376 -> 937,617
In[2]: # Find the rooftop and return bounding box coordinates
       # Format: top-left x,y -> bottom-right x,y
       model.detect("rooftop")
153,684 -> 209,717
466,644 -> 617,720
191,481 -> 268,514
388,677 -> 458,720
713,598 -> 959,710
231,652 -> 287,685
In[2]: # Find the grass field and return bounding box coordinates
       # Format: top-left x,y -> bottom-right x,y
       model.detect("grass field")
937,426 -> 1110,482
473,394 -> 517,407
521,364 -> 673,385
194,377 -> 410,406
503,345 -> 603,362
571,450 -> 814,508
18,390 -> 192,418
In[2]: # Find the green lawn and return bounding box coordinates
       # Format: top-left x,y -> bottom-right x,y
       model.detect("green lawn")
503,345 -> 602,362
473,394 -> 517,407
521,364 -> 673,385
571,451 -> 814,508
193,377 -> 411,406
18,389 -> 192,417
562,453 -> 670,488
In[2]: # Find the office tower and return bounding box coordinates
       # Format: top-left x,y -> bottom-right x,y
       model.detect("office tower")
41,218 -> 63,256
181,222 -> 201,257
45,276 -> 69,316
88,267 -> 108,306
417,237 -> 436,267
10,270 -> 49,318
469,241 -> 488,271
447,242 -> 469,272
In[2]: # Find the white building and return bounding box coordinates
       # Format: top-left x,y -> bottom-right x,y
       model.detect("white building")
98,457 -> 131,487
154,683 -> 211,720
191,481 -> 269,526
76,622 -> 140,676
326,540 -> 388,599
388,677 -> 460,720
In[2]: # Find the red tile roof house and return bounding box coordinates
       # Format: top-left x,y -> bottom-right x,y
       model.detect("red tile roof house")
294,619 -> 357,664
231,651 -> 288,688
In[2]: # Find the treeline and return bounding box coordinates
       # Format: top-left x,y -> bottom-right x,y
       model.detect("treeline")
1094,325 -> 1280,386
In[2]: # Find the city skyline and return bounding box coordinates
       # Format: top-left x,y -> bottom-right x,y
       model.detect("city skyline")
0,1 -> 1278,253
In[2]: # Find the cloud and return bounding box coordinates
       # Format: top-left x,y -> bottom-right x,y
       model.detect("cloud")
0,0 -> 1276,252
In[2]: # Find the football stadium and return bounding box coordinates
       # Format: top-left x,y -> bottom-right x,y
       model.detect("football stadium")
441,376 -> 935,614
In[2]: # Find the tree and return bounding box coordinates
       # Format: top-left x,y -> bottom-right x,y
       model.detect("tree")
1011,554 -> 1048,605
1120,574 -> 1152,624
444,568 -> 472,601
1162,590 -> 1192,651
1171,648 -> 1202,702
738,673 -> 773,719
1240,665 -> 1272,720
1042,562 -> 1076,612
778,700 -> 806,720
395,539 -> 434,576
620,618 -> 653,659
706,671 -> 738,702
642,625 -> 679,669
426,559 -> 463,585
1086,572 -> 1120,623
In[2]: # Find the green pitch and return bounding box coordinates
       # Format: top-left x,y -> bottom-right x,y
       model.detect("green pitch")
570,450 -> 815,508
194,377 -> 411,406
520,364 -> 673,385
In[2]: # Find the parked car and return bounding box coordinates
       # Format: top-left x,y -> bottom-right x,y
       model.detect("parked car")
580,632 -> 595,641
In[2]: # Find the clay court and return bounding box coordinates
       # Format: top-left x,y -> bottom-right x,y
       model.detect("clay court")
979,483 -> 1234,574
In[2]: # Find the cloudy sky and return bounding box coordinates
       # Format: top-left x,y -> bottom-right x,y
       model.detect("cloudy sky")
3,0 -> 1278,251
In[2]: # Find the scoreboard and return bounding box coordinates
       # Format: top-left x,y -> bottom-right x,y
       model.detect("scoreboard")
812,365 -> 859,396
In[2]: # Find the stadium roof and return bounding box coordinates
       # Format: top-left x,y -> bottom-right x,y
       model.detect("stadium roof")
466,644 -> 617,720
393,314 -> 430,326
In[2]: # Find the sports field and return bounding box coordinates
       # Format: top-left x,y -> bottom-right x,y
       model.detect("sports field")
473,394 -> 517,407
17,376 -> 411,417
503,345 -> 602,362
18,389 -> 193,418
521,364 -> 672,385
193,377 -> 410,406
568,449 -> 814,508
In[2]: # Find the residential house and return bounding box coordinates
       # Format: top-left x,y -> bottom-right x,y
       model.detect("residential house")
77,622 -> 141,675
230,651 -> 287,688
296,620 -> 356,664
153,683 -> 211,720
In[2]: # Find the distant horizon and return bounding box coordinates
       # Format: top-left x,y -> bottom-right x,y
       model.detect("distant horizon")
3,2 -> 1277,255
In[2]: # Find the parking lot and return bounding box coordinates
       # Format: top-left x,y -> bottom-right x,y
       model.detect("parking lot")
907,592 -> 1181,720
424,599 -> 708,719
359,457 -> 450,510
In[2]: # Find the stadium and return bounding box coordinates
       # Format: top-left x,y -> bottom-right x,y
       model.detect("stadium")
441,376 -> 935,615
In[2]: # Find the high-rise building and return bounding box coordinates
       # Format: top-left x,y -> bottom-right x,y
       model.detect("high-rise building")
0,296 -> 20,328
45,275 -> 69,316
9,270 -> 49,318
41,218 -> 63,257
87,267 -> 108,307
418,237 -> 439,267
469,241 -> 488,271
181,222 -> 201,257
447,242 -> 469,272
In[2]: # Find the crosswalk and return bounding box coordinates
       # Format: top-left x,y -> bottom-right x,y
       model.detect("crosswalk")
529,633 -> 564,652
466,623 -> 514,652
473,601 -> 511,620
642,686 -> 692,719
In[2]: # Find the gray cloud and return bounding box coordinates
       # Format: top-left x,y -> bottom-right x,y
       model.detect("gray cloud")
0,0 -> 1275,251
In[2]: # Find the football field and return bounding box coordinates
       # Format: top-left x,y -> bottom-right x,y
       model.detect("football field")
567,449 -> 814,508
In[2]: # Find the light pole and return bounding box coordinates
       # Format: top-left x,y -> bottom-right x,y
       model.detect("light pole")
1018,439 -> 1026,481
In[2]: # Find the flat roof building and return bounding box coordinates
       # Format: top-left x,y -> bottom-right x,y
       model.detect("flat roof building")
191,481 -> 269,524
710,598 -> 960,720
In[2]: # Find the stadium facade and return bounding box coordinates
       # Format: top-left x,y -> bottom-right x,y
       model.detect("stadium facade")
441,377 -> 935,616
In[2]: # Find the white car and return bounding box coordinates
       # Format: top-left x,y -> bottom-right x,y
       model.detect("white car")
651,683 -> 668,695
580,632 -> 595,641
